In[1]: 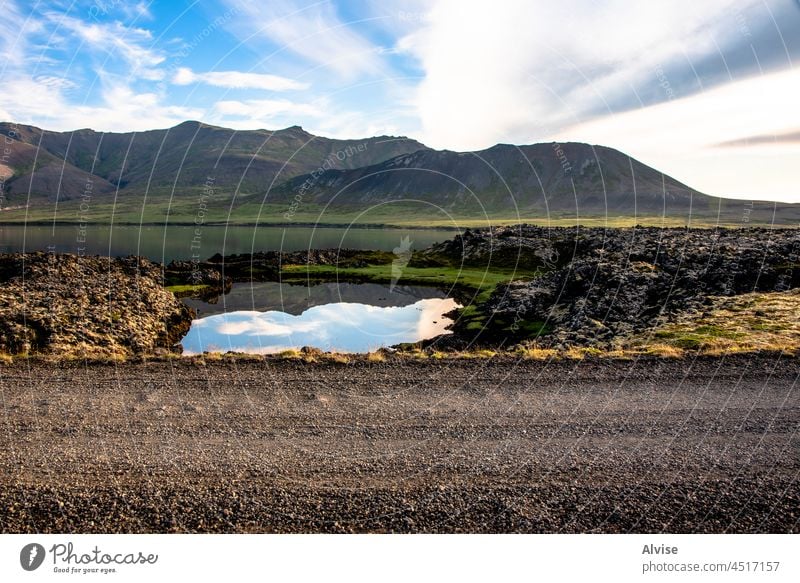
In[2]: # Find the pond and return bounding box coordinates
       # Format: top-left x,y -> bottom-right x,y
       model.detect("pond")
180,282 -> 459,354
184,281 -> 448,317
0,224 -> 452,262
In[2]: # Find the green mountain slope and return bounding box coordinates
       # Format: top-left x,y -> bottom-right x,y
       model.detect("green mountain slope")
0,121 -> 427,203
1,121 -> 797,227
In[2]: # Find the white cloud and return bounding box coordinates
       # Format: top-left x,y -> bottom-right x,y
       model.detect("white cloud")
0,0 -> 44,69
173,67 -> 308,91
52,13 -> 165,80
33,75 -> 77,90
0,74 -> 202,132
555,68 -> 800,201
125,1 -> 154,21
0,4 -> 190,131
211,97 -> 326,126
221,0 -> 385,79
401,0 -> 762,150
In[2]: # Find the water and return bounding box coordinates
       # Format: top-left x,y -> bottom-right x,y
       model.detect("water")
184,281 -> 447,317
181,297 -> 460,354
0,224 -> 452,262
181,281 -> 457,354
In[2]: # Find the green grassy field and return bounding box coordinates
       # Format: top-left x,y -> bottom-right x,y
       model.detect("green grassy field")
280,263 -> 529,292
4,192 -> 799,229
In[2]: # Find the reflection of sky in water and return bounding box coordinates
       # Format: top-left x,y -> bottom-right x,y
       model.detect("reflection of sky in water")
184,282 -> 446,317
181,298 -> 461,355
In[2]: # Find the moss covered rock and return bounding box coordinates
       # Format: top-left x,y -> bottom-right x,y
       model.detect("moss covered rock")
0,253 -> 193,358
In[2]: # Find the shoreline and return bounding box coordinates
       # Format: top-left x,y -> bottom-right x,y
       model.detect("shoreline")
2,220 -> 799,230
0,220 -> 462,230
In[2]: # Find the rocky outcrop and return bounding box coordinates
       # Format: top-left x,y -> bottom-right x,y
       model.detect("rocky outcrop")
445,226 -> 800,346
0,253 -> 193,358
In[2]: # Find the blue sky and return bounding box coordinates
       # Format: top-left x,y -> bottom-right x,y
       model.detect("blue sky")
1,0 -> 799,201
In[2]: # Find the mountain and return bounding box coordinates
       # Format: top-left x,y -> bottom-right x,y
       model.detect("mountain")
273,141 -> 800,225
0,121 -> 428,203
0,133 -> 117,202
276,142 -> 704,216
1,121 -> 798,226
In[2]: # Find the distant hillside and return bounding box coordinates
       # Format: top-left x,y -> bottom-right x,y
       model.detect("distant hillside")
0,121 -> 427,204
0,133 -> 117,201
0,121 -> 798,227
273,141 -> 800,225
277,142 -> 708,215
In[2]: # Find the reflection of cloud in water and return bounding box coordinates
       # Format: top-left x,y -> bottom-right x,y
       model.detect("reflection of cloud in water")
181,298 -> 460,355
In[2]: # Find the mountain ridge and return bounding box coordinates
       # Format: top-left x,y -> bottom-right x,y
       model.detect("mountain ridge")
274,141 -> 702,216
0,121 -> 428,202
1,120 -> 798,226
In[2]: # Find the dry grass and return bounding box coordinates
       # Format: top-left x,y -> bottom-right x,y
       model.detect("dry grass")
597,348 -> 633,360
323,352 -> 351,364
46,344 -> 131,363
454,349 -> 498,359
625,289 -> 800,356
399,349 -> 429,360
563,347 -> 605,360
516,346 -> 559,360
277,348 -> 313,362
640,343 -> 686,358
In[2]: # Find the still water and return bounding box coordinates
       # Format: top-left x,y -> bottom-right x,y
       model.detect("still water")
181,281 -> 458,354
184,281 -> 448,317
181,297 -> 460,355
0,224 -> 452,262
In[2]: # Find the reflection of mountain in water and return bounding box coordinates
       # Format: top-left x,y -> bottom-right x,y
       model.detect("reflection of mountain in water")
184,282 -> 446,317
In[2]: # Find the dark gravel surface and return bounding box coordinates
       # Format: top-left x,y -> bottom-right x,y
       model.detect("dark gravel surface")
1,354 -> 798,533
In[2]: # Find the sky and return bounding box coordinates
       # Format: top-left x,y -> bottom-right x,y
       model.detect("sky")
1,0 -> 798,201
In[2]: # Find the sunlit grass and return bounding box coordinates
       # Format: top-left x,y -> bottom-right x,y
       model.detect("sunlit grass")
280,263 -> 531,295
625,289 -> 800,355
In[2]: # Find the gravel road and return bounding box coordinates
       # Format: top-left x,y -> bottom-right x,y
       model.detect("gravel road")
1,354 -> 798,533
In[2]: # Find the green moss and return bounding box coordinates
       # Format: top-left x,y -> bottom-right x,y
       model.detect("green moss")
750,322 -> 788,331
692,325 -> 746,339
654,324 -> 747,349
281,263 -> 531,293
166,284 -> 211,296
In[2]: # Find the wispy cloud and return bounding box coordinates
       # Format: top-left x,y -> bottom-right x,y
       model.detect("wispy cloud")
211,97 -> 326,127
0,0 -> 44,68
0,77 -> 203,132
556,68 -> 800,201
52,13 -> 165,80
173,67 -> 309,91
716,129 -> 800,148
399,0 -> 795,150
220,0 -> 386,79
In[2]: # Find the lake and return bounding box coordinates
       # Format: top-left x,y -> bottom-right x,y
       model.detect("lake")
0,224 -> 454,262
180,281 -> 458,354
